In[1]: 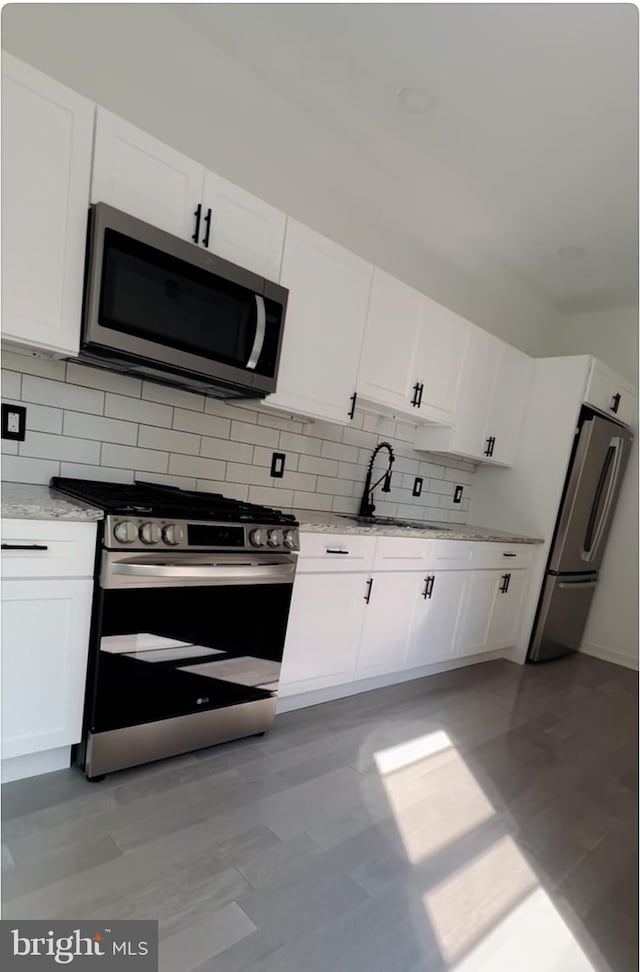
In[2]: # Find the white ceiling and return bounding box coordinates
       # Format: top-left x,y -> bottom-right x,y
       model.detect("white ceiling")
171,3 -> 637,315
3,3 -> 637,327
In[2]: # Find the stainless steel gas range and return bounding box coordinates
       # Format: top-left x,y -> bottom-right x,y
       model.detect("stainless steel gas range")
51,478 -> 299,780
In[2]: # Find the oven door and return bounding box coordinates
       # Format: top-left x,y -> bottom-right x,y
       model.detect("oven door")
82,204 -> 287,395
87,551 -> 296,738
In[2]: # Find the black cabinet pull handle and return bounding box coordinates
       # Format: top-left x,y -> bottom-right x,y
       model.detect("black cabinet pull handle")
416,383 -> 424,408
1,543 -> 48,551
192,203 -> 202,244
422,575 -> 435,599
364,577 -> 374,603
326,548 -> 349,555
505,572 -> 511,592
502,552 -> 517,558
499,573 -> 508,593
410,382 -> 420,407
610,393 -> 621,414
202,208 -> 212,248
348,393 -> 357,420
427,575 -> 434,599
484,438 -> 492,456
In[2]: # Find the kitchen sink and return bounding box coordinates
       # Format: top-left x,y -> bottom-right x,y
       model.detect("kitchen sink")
337,514 -> 450,531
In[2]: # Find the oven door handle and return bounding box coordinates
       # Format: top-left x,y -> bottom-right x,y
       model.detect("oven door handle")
110,561 -> 295,582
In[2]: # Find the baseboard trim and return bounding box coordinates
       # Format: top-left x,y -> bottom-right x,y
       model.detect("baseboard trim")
2,746 -> 71,784
579,642 -> 639,671
277,649 -> 505,714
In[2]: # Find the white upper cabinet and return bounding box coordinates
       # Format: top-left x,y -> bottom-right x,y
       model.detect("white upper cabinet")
263,220 -> 373,424
584,358 -> 637,428
1,54 -> 94,356
357,270 -> 424,415
414,328 -> 533,466
201,170 -> 285,280
356,270 -> 469,423
413,299 -> 469,420
91,108 -> 204,239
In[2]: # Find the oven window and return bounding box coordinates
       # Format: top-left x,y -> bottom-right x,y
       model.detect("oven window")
98,229 -> 281,377
90,582 -> 292,732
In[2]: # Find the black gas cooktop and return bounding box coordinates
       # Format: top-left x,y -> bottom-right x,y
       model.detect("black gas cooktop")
50,477 -> 297,526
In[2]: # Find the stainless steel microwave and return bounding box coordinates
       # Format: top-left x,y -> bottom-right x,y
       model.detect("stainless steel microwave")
80,204 -> 288,399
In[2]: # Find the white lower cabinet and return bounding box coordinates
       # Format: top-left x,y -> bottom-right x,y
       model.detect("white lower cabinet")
279,572 -> 369,695
1,578 -> 93,761
355,572 -> 424,679
486,570 -> 529,650
407,571 -> 470,667
455,570 -> 500,657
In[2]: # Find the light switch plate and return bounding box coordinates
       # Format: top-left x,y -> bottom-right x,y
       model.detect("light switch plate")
453,485 -> 464,504
270,452 -> 286,478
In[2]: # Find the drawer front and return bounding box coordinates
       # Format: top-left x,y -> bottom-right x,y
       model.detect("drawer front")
470,543 -> 536,570
298,532 -> 376,572
372,537 -> 429,571
424,540 -> 475,570
1,520 -> 97,579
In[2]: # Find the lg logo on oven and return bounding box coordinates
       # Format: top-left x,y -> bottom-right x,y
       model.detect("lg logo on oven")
197,697 -> 210,705
0,921 -> 158,969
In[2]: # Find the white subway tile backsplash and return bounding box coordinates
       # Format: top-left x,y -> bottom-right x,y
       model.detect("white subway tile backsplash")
60,463 -> 134,484
279,431 -> 322,457
102,443 -> 168,474
66,362 -> 142,397
173,408 -> 230,439
2,440 -> 18,454
2,370 -> 22,399
21,431 -> 101,464
168,453 -> 225,481
64,411 -> 138,446
142,382 -> 205,412
2,455 -> 60,484
139,424 -> 200,456
201,437 -> 254,463
2,361 -> 475,523
22,376 -> 104,415
105,393 -> 172,428
2,350 -> 66,381
230,420 -> 278,448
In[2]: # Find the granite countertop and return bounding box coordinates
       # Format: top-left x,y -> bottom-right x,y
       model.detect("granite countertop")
1,483 -> 104,522
291,509 -> 543,544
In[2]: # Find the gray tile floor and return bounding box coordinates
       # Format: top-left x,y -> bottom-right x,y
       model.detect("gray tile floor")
2,655 -> 637,972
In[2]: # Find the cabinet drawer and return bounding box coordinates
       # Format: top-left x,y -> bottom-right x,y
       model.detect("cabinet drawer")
470,543 -> 535,570
298,533 -> 376,572
1,520 -> 97,579
373,537 -> 429,571
424,541 -> 475,570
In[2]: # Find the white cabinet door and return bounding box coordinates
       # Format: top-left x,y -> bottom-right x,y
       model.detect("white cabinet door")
355,572 -> 423,678
264,220 -> 373,423
1,578 -> 93,759
91,108 -> 204,240
453,328 -> 502,459
279,572 -> 368,694
486,570 -> 528,650
356,270 -> 424,415
413,300 -> 469,420
201,169 -> 286,280
1,54 -> 94,356
484,344 -> 533,465
584,359 -> 637,428
455,570 -> 500,657
407,570 -> 470,668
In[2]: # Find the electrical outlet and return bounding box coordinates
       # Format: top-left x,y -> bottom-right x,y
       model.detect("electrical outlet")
2,404 -> 26,441
412,476 -> 423,497
453,485 -> 464,504
270,452 -> 286,478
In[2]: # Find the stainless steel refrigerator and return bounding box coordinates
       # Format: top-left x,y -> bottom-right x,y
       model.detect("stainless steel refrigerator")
528,410 -> 633,662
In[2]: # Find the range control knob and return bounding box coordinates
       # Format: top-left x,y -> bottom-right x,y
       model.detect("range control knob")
113,520 -> 138,544
162,523 -> 185,546
267,529 -> 284,548
250,528 -> 267,547
139,521 -> 161,545
283,529 -> 297,549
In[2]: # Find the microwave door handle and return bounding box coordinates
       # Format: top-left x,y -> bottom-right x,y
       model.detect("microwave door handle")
246,295 -> 266,371
582,436 -> 623,562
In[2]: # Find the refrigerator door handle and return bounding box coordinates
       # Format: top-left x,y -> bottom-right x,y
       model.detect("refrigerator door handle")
582,436 -> 624,563
557,579 -> 599,590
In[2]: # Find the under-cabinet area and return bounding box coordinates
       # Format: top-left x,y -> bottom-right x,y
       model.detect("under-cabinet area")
279,533 -> 536,704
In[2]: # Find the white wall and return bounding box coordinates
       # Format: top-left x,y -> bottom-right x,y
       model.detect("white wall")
1,3 -> 558,357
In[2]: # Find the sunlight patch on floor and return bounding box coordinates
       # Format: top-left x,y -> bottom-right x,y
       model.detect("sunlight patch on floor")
373,729 -> 453,775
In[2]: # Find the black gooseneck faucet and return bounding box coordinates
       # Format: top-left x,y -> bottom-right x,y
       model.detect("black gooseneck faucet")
358,441 -> 395,518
